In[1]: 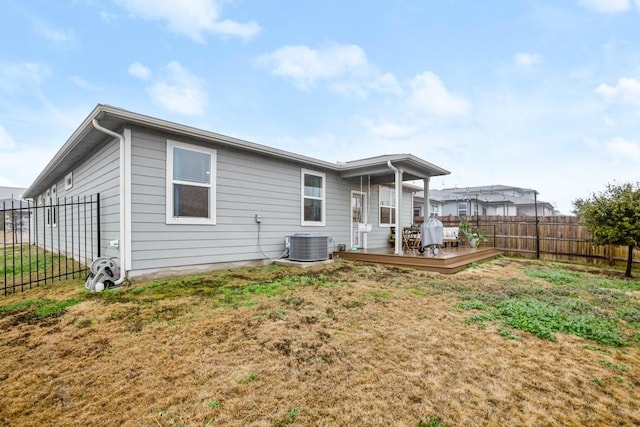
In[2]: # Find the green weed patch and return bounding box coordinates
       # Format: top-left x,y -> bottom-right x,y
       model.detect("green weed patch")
457,264 -> 638,346
524,267 -> 582,286
0,297 -> 80,321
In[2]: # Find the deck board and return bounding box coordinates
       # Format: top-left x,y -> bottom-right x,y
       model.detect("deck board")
333,246 -> 500,273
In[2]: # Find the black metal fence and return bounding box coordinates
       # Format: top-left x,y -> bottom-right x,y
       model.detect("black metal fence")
1,194 -> 100,295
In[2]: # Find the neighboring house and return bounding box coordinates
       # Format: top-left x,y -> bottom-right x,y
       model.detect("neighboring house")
0,186 -> 26,200
0,188 -> 29,235
23,104 -> 450,279
413,185 -> 557,218
0,197 -> 30,234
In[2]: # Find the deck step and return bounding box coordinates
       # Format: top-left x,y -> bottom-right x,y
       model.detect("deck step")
334,247 -> 500,274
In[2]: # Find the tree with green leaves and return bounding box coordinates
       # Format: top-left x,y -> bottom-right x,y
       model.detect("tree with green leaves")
573,182 -> 640,277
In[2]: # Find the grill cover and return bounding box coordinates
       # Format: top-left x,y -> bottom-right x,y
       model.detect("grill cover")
421,217 -> 443,246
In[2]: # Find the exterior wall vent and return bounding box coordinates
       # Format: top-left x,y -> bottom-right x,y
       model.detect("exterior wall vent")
288,233 -> 329,262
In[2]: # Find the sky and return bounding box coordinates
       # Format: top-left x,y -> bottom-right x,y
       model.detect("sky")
1,0 -> 640,214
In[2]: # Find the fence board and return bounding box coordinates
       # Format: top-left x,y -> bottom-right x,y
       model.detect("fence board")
418,215 -> 639,271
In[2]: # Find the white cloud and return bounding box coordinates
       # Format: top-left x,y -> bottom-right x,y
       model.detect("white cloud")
368,122 -> 417,139
147,61 -> 208,115
0,146 -> 57,187
69,76 -> 102,91
0,126 -> 16,150
255,43 -> 406,99
0,62 -> 51,93
115,0 -> 260,42
209,19 -> 261,40
408,72 -> 471,117
255,44 -> 370,89
32,18 -> 76,45
595,77 -> 640,105
327,81 -> 367,98
128,62 -> 151,80
514,52 -> 543,66
569,68 -> 592,80
369,72 -> 403,95
603,115 -> 616,126
577,0 -> 631,13
605,136 -> 640,158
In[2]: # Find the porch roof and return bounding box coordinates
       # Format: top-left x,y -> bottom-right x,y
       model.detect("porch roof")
337,154 -> 450,184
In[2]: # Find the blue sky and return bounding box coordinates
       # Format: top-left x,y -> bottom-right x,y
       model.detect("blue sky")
1,0 -> 639,214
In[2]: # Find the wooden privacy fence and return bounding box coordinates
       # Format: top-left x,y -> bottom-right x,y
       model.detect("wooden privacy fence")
418,215 -> 639,270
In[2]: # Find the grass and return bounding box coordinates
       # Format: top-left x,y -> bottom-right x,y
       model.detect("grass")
0,244 -> 88,291
418,416 -> 449,427
0,258 -> 639,426
454,266 -> 639,346
0,297 -> 80,321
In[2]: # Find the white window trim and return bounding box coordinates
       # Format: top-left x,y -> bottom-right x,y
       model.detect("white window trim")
50,185 -> 57,228
64,172 -> 73,190
45,190 -> 51,228
378,185 -> 396,227
457,202 -> 468,216
165,140 -> 216,225
301,169 -> 326,226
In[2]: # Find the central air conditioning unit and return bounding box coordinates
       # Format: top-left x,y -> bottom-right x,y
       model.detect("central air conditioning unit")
288,233 -> 329,262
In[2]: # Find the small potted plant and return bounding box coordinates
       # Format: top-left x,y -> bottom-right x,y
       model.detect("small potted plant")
459,220 -> 488,248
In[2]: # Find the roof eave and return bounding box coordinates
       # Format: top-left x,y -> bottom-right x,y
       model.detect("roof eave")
24,104 -> 452,198
23,105 -> 105,199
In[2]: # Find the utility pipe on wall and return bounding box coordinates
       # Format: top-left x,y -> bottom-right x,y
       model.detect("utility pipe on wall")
387,160 -> 402,255
92,119 -> 127,285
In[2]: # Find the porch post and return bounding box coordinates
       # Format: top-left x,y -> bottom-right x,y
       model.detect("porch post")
395,169 -> 403,256
424,177 -> 430,220
387,161 -> 403,255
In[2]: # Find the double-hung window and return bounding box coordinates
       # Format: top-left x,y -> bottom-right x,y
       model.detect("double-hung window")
379,186 -> 396,226
457,202 -> 467,216
45,189 -> 52,228
301,169 -> 325,226
50,185 -> 57,227
166,140 -> 216,224
44,186 -> 57,228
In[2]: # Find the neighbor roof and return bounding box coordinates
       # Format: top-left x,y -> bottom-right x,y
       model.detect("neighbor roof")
24,104 -> 449,198
0,187 -> 26,199
416,187 -> 554,208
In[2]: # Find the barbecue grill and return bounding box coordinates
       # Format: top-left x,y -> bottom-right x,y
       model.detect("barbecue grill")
418,217 -> 443,256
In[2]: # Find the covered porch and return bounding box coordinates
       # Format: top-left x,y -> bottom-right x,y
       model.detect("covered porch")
334,245 -> 500,274
335,154 -> 502,272
338,154 -> 449,256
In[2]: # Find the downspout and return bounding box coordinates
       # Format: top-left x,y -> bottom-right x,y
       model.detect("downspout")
387,161 -> 402,255
92,119 -> 127,285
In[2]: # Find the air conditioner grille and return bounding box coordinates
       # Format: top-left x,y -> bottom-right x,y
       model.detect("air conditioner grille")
289,234 -> 329,262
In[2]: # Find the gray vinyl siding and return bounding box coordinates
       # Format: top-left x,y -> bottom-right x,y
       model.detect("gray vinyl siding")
129,128 -> 357,272
365,185 -> 415,249
442,202 -> 459,217
31,137 -> 120,262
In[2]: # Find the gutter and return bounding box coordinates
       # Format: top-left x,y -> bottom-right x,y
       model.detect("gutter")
387,160 -> 402,255
91,119 -> 127,285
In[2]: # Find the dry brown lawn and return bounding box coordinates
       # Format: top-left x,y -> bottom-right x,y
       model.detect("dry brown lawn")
0,258 -> 639,426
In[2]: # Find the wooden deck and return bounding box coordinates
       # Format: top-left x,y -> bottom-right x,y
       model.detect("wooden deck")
333,245 -> 500,274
